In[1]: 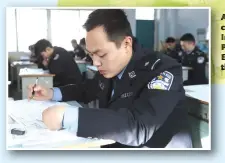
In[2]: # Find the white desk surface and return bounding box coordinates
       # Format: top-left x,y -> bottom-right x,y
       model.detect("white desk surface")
75,60 -> 87,64
11,61 -> 35,66
182,66 -> 193,70
19,68 -> 51,76
7,100 -> 115,149
184,85 -> 209,104
87,65 -> 98,71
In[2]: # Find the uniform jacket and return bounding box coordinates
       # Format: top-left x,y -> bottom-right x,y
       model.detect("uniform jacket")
48,46 -> 83,87
58,46 -> 192,148
181,47 -> 208,85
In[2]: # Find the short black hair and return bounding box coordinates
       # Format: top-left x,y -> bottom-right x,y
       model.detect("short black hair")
34,39 -> 53,55
165,37 -> 176,43
79,38 -> 86,45
28,45 -> 34,51
83,9 -> 133,48
71,39 -> 77,43
180,33 -> 195,42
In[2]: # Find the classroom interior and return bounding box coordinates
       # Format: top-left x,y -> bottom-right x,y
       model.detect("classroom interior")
7,8 -> 210,149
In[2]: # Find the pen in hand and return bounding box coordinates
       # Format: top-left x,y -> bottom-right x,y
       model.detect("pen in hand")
30,77 -> 38,100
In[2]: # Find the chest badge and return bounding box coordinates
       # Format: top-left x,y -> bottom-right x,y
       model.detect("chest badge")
197,56 -> 205,64
121,92 -> 133,98
99,81 -> 105,90
128,71 -> 136,78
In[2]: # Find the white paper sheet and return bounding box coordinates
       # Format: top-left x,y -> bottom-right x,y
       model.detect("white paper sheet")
7,100 -> 114,148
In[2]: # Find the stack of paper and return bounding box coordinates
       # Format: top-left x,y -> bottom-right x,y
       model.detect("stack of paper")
7,100 -> 114,149
19,68 -> 49,75
7,100 -> 81,148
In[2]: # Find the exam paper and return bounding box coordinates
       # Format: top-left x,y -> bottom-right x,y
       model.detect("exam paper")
7,100 -> 84,148
7,100 -> 77,125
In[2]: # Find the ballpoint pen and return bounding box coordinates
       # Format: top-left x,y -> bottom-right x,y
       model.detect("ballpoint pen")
30,77 -> 38,100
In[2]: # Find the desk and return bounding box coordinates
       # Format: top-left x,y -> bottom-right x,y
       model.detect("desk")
184,84 -> 210,149
182,66 -> 192,81
10,61 -> 37,91
7,99 -> 115,149
19,74 -> 55,99
86,65 -> 97,79
75,60 -> 90,74
184,84 -> 209,104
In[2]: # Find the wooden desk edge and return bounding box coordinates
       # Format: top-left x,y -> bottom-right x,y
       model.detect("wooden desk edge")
186,95 -> 209,105
62,140 -> 115,149
19,74 -> 55,77
199,100 -> 209,105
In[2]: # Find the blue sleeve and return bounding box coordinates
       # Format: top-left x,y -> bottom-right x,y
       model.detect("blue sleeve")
62,106 -> 79,132
52,87 -> 62,101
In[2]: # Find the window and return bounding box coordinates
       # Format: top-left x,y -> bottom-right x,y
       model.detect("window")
136,8 -> 155,20
7,9 -> 95,52
16,8 -> 47,52
78,10 -> 93,43
6,8 -> 17,52
50,10 -> 80,51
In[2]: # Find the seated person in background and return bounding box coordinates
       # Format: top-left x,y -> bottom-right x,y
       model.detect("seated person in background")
29,44 -> 48,70
179,33 -> 208,85
34,39 -> 83,87
162,37 -> 182,63
29,9 -> 192,148
29,45 -> 36,61
79,38 -> 93,63
71,39 -> 86,60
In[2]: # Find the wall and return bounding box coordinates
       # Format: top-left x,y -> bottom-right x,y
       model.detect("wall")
124,9 -> 136,36
154,8 -> 209,50
176,9 -> 209,39
136,20 -> 154,49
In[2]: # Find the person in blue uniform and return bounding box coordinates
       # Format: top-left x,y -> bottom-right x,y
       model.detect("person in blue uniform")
162,37 -> 183,63
28,9 -> 192,148
179,33 -> 208,85
34,39 -> 83,87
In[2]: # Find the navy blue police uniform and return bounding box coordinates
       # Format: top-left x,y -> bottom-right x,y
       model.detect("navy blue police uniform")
57,45 -> 192,148
47,46 -> 83,87
182,47 -> 208,85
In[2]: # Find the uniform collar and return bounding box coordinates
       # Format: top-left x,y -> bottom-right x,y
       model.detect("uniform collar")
117,66 -> 127,79
185,46 -> 198,54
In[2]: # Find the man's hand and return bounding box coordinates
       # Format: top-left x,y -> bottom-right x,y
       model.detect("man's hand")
42,105 -> 66,130
27,85 -> 53,101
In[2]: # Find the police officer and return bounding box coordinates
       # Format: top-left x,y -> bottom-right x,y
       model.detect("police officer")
28,9 -> 192,148
79,38 -> 93,63
162,37 -> 183,63
163,37 -> 176,54
179,33 -> 208,85
34,39 -> 83,87
71,39 -> 86,60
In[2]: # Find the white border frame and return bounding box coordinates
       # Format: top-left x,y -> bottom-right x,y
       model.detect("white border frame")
6,6 -> 211,151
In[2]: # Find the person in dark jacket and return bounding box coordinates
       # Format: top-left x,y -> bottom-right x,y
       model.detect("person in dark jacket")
71,39 -> 86,60
34,39 -> 83,87
29,9 -> 192,148
179,33 -> 208,85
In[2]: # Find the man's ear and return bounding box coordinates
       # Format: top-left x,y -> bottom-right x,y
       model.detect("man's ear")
124,36 -> 133,48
